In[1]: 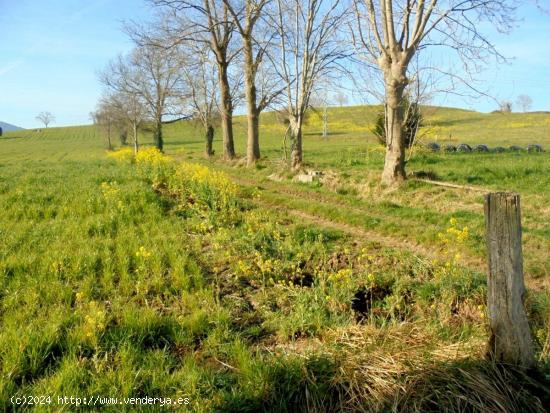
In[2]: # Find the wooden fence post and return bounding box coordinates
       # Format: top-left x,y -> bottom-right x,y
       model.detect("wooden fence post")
484,192 -> 535,368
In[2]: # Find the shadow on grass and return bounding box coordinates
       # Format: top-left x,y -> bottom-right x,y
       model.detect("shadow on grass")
215,356 -> 550,413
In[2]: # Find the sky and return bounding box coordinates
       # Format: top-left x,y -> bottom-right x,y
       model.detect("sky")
0,1 -> 549,128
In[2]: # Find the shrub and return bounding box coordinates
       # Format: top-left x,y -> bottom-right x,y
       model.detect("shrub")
106,147 -> 134,163
373,100 -> 423,149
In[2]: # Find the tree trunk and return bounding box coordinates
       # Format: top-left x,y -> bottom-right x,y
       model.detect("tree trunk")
381,72 -> 407,186
205,124 -> 214,158
107,122 -> 113,150
133,122 -> 139,155
218,63 -> 235,160
153,118 -> 163,151
484,192 -> 535,368
246,107 -> 260,166
244,37 -> 260,166
290,117 -> 303,170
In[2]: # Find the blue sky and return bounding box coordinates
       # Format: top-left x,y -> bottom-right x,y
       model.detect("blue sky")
0,0 -> 151,128
0,1 -> 549,128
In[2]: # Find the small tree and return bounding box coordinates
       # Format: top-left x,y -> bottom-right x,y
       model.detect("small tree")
106,92 -> 147,154
499,100 -> 513,113
91,97 -> 127,150
334,92 -> 349,107
36,112 -> 55,128
100,42 -> 182,151
516,95 -> 533,112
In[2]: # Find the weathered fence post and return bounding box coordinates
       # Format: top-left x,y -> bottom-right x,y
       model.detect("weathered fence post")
484,192 -> 535,367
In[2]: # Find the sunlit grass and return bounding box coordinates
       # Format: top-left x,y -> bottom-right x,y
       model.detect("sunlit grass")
1,105 -> 549,411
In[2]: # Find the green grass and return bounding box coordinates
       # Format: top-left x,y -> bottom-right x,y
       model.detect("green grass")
1,106 -> 550,411
137,105 -> 550,280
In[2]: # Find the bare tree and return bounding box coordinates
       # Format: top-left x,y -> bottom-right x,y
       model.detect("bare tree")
221,0 -> 280,166
352,0 -> 517,185
36,112 -> 55,128
310,90 -> 331,139
152,0 -> 239,160
181,44 -> 221,157
516,94 -> 533,112
121,92 -> 147,154
499,100 -> 513,113
104,91 -> 148,154
270,0 -> 348,169
334,91 -> 349,107
90,104 -> 115,150
99,42 -> 182,151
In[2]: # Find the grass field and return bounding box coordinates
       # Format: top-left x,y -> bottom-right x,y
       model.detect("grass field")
1,105 -> 550,411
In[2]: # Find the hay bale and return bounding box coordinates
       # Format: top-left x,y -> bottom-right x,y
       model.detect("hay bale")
426,142 -> 440,152
474,144 -> 489,152
526,144 -> 543,153
456,144 -> 472,153
443,144 -> 457,152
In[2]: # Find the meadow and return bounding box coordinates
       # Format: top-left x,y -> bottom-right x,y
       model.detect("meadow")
1,105 -> 549,412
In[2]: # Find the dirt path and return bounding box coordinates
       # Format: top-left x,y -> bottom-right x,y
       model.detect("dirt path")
174,155 -> 546,289
232,175 -> 487,273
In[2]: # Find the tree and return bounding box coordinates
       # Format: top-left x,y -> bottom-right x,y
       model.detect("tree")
91,96 -> 130,150
104,91 -> 147,154
334,91 -> 349,107
270,0 -> 348,169
352,0 -> 517,185
499,100 -> 513,113
36,112 -> 55,128
516,94 -> 533,112
90,106 -> 114,151
310,90 -> 332,139
99,42 -> 182,151
221,0 -> 280,166
152,0 -> 239,160
182,44 -> 221,157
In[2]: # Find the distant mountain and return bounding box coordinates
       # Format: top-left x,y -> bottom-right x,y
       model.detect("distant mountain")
0,121 -> 24,132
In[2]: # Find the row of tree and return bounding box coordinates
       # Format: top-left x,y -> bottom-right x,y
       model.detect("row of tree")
94,0 -> 519,186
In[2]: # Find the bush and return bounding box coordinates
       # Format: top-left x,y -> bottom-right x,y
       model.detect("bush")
373,100 -> 423,148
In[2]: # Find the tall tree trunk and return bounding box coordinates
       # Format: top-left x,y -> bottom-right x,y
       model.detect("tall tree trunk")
218,64 -> 235,160
205,124 -> 214,157
290,117 -> 303,170
381,74 -> 407,186
243,38 -> 260,166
